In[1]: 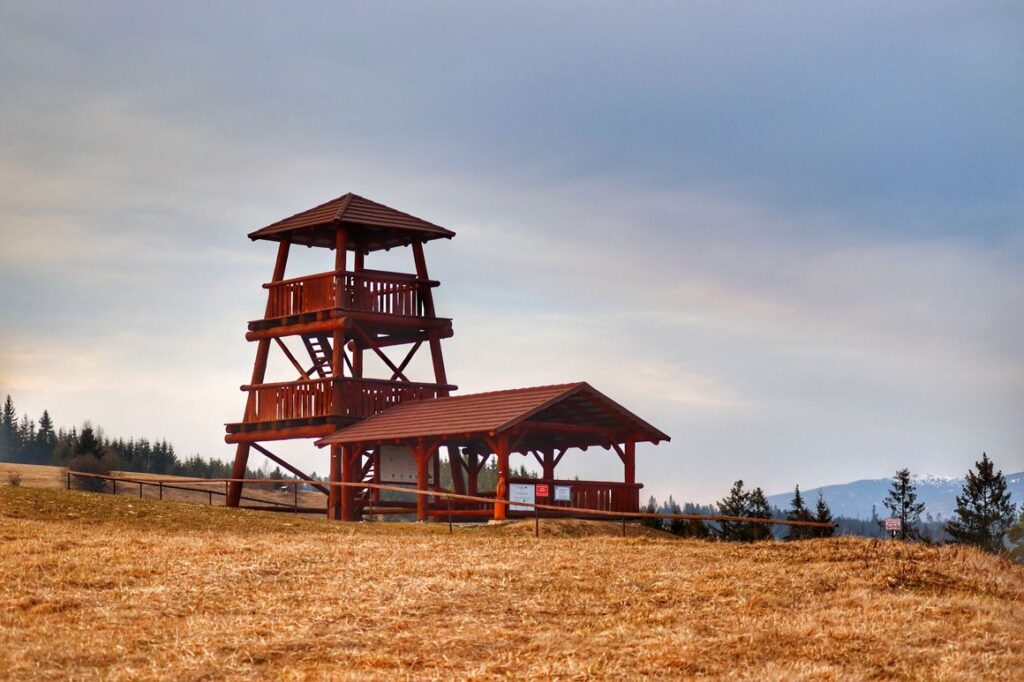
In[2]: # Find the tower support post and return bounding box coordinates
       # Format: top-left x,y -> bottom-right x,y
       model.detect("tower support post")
227,238 -> 290,507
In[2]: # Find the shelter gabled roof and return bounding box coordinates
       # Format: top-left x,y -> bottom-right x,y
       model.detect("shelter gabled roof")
249,193 -> 455,252
315,383 -> 669,451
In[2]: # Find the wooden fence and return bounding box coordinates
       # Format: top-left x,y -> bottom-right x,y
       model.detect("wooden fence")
65,471 -> 836,537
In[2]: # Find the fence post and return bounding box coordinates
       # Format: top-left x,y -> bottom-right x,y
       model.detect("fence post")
67,472 -> 71,490
448,496 -> 452,534
224,481 -> 228,506
294,482 -> 298,513
159,482 -> 163,500
112,479 -> 116,496
622,518 -> 626,537
208,490 -> 213,506
139,482 -> 143,499
535,502 -> 540,539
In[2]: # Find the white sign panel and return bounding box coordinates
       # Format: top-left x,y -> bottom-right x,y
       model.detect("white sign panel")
379,445 -> 432,484
509,483 -> 535,512
884,517 -> 902,532
553,485 -> 571,502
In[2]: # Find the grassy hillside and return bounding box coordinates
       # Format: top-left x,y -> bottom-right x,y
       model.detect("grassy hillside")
1,485 -> 1022,680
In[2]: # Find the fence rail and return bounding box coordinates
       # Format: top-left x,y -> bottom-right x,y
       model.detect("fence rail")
263,269 -> 436,319
240,377 -> 453,423
65,471 -> 836,533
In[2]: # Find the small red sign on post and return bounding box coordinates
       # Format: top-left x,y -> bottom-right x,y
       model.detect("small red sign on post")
535,484 -> 550,498
884,517 -> 902,532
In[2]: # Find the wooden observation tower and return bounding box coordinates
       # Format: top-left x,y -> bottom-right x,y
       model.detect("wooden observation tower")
228,193 -> 669,522
225,193 -> 456,518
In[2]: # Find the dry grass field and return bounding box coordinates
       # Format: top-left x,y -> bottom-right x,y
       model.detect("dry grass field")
1,485 -> 1023,680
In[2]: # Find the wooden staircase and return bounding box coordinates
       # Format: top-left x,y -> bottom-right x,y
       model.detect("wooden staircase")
302,335 -> 333,377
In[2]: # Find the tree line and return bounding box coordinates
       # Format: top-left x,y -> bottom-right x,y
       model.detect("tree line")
641,480 -> 835,541
0,395 -> 300,484
641,454 -> 1021,559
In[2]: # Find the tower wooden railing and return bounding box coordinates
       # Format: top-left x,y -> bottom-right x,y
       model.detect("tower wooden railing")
241,377 -> 454,423
263,269 -> 439,319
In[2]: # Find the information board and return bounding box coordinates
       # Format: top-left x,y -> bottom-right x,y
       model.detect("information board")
553,485 -> 571,502
509,483 -> 535,511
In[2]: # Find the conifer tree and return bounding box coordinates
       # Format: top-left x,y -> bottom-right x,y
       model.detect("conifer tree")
1,395 -> 18,457
35,410 -> 56,462
883,468 -> 926,540
718,480 -> 749,541
76,424 -> 104,459
746,487 -> 774,541
785,485 -> 814,540
813,491 -> 835,538
945,453 -> 1016,554
17,415 -> 35,460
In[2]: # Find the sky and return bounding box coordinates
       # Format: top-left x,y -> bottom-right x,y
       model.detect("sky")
1,2 -> 1022,504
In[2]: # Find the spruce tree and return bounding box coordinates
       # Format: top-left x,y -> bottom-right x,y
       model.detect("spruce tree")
35,410 -> 56,463
1,395 -> 18,457
76,425 -> 104,459
813,491 -> 835,538
785,485 -> 814,540
882,468 -> 926,540
17,415 -> 35,461
718,480 -> 749,541
945,453 -> 1016,554
746,487 -> 774,541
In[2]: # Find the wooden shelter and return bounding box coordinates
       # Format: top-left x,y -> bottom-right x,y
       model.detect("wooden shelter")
316,383 -> 668,521
226,193 -> 669,520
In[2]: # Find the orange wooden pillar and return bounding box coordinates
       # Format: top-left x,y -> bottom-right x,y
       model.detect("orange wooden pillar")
466,452 -> 479,496
623,440 -> 637,512
415,442 -> 430,522
493,437 -> 509,521
328,444 -> 342,520
623,440 -> 636,484
227,238 -> 290,507
541,448 -> 556,480
341,445 -> 356,521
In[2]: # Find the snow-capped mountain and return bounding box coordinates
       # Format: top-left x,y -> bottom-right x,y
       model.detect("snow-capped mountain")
767,471 -> 1024,520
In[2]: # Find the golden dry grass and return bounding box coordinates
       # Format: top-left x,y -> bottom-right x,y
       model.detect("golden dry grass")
1,486 -> 1023,680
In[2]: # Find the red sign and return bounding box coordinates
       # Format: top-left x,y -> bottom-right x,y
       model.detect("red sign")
884,517 -> 902,532
535,484 -> 550,498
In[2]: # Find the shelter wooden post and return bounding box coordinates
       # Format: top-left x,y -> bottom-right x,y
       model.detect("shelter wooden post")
449,446 -> 467,494
227,238 -> 290,507
542,448 -> 556,480
415,441 -> 430,522
370,447 -> 381,505
623,440 -> 636,484
341,444 -> 355,521
466,452 -> 479,496
493,436 -> 510,521
328,444 -> 342,520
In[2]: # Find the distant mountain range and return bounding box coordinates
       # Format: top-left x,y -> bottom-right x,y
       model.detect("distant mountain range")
766,472 -> 1024,520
